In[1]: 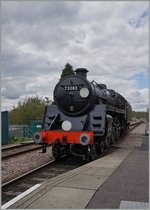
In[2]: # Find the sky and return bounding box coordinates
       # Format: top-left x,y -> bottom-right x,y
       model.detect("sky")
1,1 -> 149,112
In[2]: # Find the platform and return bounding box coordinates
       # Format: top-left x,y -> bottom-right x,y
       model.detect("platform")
2,124 -> 149,209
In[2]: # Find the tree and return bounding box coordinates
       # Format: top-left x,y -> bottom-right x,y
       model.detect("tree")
132,109 -> 149,121
9,96 -> 46,125
60,63 -> 75,80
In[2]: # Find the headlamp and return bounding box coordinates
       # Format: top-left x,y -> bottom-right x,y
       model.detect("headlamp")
62,120 -> 72,131
79,87 -> 89,98
79,134 -> 90,145
33,132 -> 42,144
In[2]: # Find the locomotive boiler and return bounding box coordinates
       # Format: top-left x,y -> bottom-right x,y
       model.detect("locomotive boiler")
33,68 -> 132,160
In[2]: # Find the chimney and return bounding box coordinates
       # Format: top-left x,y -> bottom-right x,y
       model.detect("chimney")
74,68 -> 89,79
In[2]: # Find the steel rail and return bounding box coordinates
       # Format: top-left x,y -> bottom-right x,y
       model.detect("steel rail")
2,143 -> 52,160
2,142 -> 35,151
2,158 -> 55,188
128,121 -> 143,133
2,145 -> 44,160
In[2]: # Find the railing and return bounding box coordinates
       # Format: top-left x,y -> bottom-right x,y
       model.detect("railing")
9,125 -> 33,138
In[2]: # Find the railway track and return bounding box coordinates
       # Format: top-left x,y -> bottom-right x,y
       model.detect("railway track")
2,146 -> 117,206
2,142 -> 45,160
2,121 -> 143,206
129,121 -> 143,130
2,155 -> 87,205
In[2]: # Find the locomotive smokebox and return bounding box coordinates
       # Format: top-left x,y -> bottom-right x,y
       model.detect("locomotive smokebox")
74,68 -> 89,79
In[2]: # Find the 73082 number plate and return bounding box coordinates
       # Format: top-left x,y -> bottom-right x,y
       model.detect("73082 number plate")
64,85 -> 79,91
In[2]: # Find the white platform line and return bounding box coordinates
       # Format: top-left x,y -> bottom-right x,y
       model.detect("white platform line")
1,184 -> 41,209
119,200 -> 149,209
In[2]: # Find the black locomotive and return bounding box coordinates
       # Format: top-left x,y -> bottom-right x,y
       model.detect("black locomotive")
33,68 -> 132,160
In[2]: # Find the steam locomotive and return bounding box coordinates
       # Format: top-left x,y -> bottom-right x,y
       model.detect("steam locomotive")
33,68 -> 132,160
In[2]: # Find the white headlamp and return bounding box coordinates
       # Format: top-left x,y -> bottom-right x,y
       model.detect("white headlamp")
62,120 -> 72,131
80,87 -> 89,98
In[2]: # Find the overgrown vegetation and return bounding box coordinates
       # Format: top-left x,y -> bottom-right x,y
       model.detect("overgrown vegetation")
9,136 -> 32,144
9,96 -> 46,125
132,109 -> 149,121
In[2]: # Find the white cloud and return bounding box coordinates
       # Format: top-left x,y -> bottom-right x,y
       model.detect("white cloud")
1,1 -> 149,112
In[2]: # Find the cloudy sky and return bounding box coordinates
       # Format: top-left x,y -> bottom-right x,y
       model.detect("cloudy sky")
1,1 -> 149,111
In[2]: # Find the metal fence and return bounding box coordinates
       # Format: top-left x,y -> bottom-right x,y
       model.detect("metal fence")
9,125 -> 33,138
2,110 -> 42,144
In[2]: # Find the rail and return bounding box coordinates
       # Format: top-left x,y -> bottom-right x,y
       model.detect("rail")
2,143 -> 47,160
2,158 -> 55,188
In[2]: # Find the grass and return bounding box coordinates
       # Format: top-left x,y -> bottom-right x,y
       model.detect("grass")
9,136 -> 33,144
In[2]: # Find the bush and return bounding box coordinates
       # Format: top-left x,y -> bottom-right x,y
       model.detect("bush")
9,96 -> 46,125
9,136 -> 32,144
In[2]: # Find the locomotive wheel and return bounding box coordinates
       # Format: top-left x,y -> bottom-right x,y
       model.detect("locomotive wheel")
52,140 -> 61,160
100,141 -> 104,153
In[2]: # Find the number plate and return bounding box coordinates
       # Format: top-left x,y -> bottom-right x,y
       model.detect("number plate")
64,85 -> 79,91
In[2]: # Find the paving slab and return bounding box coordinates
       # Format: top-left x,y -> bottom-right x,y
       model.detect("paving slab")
25,186 -> 95,209
80,167 -> 115,176
58,173 -> 108,190
9,184 -> 55,209
86,149 -> 130,168
86,160 -> 123,168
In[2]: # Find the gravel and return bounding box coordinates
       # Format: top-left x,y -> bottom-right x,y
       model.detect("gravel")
2,146 -> 53,183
